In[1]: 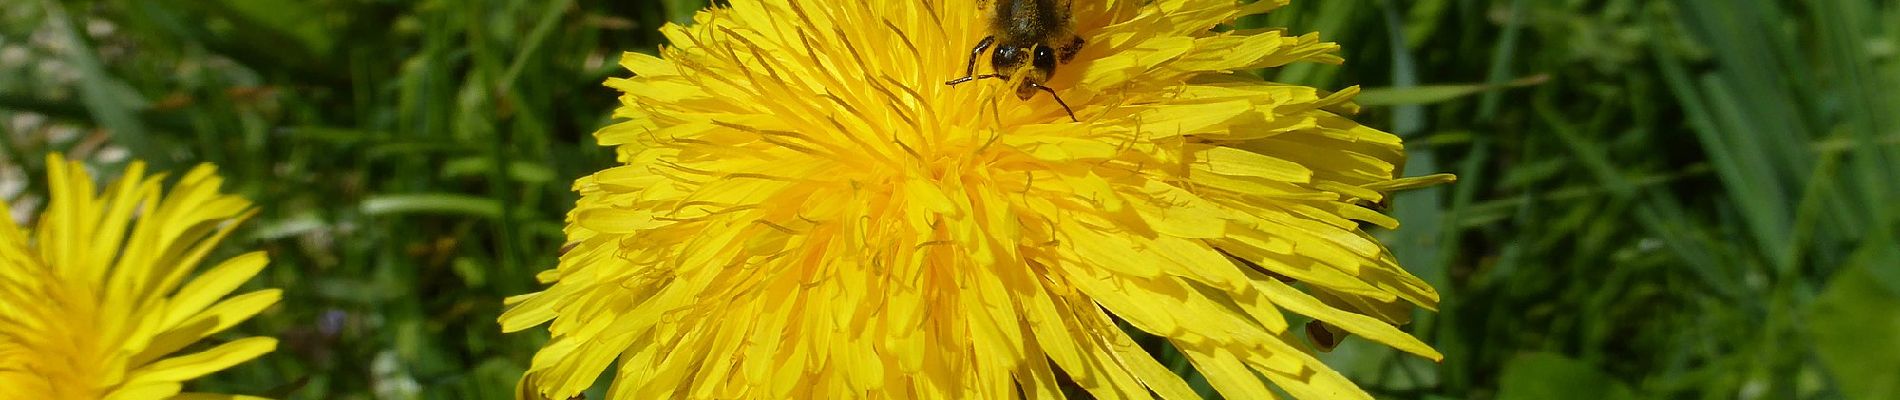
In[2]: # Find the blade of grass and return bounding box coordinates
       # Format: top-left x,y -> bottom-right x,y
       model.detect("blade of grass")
362,194 -> 504,219
37,0 -> 153,165
1353,74 -> 1547,107
1534,93 -> 1739,301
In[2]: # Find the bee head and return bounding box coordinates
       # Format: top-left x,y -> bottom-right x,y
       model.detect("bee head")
989,44 -> 1028,76
994,44 -> 1060,100
1030,44 -> 1058,76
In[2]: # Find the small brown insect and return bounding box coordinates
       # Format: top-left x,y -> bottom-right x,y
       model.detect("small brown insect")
946,0 -> 1086,122
1306,320 -> 1345,352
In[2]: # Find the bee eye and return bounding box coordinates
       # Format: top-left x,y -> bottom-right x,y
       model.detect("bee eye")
991,46 -> 1021,67
1032,46 -> 1057,71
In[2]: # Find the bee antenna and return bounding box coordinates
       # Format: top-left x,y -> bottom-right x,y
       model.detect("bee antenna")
1029,83 -> 1079,122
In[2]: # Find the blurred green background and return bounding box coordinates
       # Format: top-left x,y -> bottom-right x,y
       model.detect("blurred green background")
2,0 -> 1896,398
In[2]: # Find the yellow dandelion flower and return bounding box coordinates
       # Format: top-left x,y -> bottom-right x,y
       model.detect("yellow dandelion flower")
503,0 -> 1450,398
1,154 -> 280,400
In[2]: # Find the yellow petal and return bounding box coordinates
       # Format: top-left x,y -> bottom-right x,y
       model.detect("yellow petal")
1181,345 -> 1278,400
1126,100 -> 1255,139
104,383 -> 182,400
619,51 -> 674,76
161,252 -> 268,330
126,336 -> 277,385
134,289 -> 283,367
1080,307 -> 1199,400
1255,277 -> 1441,360
574,208 -> 672,233
1362,173 -> 1458,192
1191,145 -> 1313,183
903,178 -> 957,215
1129,179 -> 1228,239
1063,226 -> 1162,279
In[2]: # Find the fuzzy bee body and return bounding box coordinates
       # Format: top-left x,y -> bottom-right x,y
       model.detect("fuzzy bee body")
993,0 -> 1063,46
947,0 -> 1085,121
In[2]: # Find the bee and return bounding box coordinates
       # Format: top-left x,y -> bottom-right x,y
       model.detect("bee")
945,0 -> 1086,122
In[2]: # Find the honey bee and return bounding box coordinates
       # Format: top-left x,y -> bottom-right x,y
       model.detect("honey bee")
945,0 -> 1086,122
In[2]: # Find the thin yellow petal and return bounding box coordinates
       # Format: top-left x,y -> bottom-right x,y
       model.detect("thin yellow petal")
126,336 -> 276,385
161,251 -> 268,330
1191,144 -> 1314,183
103,383 -> 182,400
133,289 -> 283,367
1182,346 -> 1279,400
1255,276 -> 1441,360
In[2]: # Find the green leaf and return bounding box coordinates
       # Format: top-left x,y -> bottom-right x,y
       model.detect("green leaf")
248,213 -> 328,240
452,257 -> 487,288
442,157 -> 558,183
361,194 -> 503,219
1354,75 -> 1549,107
1809,264 -> 1900,400
39,0 -> 153,161
208,0 -> 335,56
662,0 -> 708,24
1496,353 -> 1636,400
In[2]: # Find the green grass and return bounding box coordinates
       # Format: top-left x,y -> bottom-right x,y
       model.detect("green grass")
2,0 -> 1896,398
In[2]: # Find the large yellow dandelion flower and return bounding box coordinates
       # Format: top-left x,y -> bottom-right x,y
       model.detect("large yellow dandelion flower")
1,154 -> 281,399
504,0 -> 1449,398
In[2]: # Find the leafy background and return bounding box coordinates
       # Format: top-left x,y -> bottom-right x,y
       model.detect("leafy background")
2,0 -> 1896,398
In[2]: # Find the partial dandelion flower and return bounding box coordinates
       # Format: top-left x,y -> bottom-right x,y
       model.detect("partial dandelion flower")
504,0 -> 1452,399
0,154 -> 281,399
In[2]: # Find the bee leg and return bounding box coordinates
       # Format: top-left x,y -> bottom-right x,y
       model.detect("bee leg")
950,74 -> 1005,86
1058,36 -> 1085,63
946,36 -> 996,86
1027,82 -> 1079,122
